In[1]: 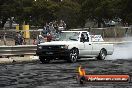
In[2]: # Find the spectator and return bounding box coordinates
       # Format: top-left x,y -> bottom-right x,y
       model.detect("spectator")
14,32 -> 19,45
3,33 -> 7,45
22,37 -> 26,45
47,33 -> 52,42
53,20 -> 59,33
49,22 -> 56,34
58,20 -> 66,32
42,26 -> 48,37
14,32 -> 23,45
45,22 -> 50,33
59,20 -> 63,27
33,37 -> 37,45
62,20 -> 66,29
18,32 -> 24,45
36,34 -> 44,44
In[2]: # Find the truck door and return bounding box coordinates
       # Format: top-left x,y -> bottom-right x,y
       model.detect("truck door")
80,32 -> 92,56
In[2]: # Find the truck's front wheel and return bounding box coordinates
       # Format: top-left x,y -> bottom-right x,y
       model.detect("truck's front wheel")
97,49 -> 107,60
67,48 -> 79,63
39,56 -> 50,63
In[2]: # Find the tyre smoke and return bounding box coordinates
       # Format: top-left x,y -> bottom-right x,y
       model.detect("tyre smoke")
106,37 -> 132,60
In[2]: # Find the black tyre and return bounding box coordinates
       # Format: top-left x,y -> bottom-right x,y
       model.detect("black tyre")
39,56 -> 50,63
67,48 -> 79,63
97,49 -> 107,60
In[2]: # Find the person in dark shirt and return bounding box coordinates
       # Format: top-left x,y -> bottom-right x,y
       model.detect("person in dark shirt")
14,33 -> 19,45
80,34 -> 85,42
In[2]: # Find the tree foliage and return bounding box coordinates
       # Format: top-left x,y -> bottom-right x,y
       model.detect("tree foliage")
81,0 -> 116,27
80,0 -> 132,27
0,0 -> 132,29
56,0 -> 81,28
115,0 -> 132,25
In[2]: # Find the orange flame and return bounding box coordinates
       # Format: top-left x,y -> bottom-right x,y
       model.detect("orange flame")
78,66 -> 86,76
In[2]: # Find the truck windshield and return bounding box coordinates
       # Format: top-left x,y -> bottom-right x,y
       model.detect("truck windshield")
57,32 -> 80,41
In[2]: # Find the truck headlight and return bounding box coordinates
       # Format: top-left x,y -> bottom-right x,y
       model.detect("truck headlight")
38,46 -> 42,49
60,45 -> 68,49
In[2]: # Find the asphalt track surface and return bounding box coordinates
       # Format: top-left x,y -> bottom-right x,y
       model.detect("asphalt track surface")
0,58 -> 132,88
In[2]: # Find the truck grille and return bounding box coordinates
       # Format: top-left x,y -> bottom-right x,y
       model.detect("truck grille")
42,45 -> 61,50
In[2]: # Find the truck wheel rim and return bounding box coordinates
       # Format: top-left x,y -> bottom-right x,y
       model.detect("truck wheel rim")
70,49 -> 78,62
101,50 -> 106,60
102,53 -> 105,59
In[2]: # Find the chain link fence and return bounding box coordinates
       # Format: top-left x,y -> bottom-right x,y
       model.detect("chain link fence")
0,29 -> 40,46
0,27 -> 132,46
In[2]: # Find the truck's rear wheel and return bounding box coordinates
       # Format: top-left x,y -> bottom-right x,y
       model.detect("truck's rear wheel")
67,48 -> 79,63
39,56 -> 50,63
97,49 -> 107,60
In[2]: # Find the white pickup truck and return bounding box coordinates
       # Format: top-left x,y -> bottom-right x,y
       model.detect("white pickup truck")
36,31 -> 114,63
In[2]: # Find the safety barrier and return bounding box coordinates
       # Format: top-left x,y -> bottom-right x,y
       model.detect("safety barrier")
0,41 -> 128,57
0,45 -> 37,57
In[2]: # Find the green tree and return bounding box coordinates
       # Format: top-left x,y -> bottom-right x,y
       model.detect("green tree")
0,0 -> 17,28
1,0 -> 131,29
80,0 -> 116,27
115,0 -> 132,25
15,0 -> 33,28
0,0 -> 33,29
56,0 -> 81,28
31,0 -> 60,27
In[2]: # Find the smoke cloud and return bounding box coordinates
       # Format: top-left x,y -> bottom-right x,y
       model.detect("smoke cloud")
106,37 -> 132,60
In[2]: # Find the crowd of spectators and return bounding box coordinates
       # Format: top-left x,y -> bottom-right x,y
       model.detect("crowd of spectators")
42,20 -> 66,35
14,20 -> 66,45
34,20 -> 66,44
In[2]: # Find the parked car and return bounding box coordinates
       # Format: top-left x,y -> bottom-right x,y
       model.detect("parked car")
105,20 -> 117,27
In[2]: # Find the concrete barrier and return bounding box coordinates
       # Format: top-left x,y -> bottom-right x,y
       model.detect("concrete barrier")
0,45 -> 37,57
0,58 -> 13,64
0,56 -> 39,64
